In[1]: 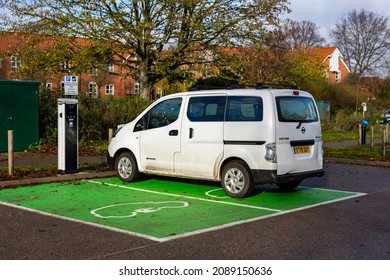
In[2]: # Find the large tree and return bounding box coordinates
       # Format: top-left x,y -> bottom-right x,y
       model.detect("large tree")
330,9 -> 390,79
0,0 -> 289,99
281,20 -> 325,50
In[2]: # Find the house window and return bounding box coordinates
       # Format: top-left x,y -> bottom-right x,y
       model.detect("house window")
134,83 -> 140,95
91,67 -> 98,76
61,60 -> 67,70
133,56 -> 139,68
46,83 -> 53,91
202,64 -> 211,79
61,60 -> 70,72
105,84 -> 114,95
335,71 -> 341,83
106,63 -> 115,73
11,56 -> 22,71
89,82 -> 98,97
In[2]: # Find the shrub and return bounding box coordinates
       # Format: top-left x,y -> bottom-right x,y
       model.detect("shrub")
329,109 -> 359,132
38,91 -> 151,146
39,89 -> 62,146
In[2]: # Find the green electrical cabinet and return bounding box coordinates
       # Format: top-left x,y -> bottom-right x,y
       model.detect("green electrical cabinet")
0,80 -> 40,152
316,100 -> 331,123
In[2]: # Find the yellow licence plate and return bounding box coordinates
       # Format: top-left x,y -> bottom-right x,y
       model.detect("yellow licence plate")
294,146 -> 310,154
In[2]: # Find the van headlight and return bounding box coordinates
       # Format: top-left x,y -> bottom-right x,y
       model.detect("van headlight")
265,143 -> 277,163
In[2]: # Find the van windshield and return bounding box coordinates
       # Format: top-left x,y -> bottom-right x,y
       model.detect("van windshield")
276,96 -> 318,122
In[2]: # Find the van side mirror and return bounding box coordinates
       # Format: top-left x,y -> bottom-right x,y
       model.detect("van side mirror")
134,117 -> 147,132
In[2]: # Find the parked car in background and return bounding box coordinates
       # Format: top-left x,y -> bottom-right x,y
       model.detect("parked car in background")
383,109 -> 390,124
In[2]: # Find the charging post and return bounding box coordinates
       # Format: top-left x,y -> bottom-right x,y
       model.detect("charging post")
58,98 -> 79,174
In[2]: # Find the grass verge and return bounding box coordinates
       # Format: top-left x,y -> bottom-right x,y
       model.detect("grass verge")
324,146 -> 390,162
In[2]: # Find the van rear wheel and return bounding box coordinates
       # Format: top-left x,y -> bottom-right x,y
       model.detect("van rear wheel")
221,160 -> 254,198
115,152 -> 140,182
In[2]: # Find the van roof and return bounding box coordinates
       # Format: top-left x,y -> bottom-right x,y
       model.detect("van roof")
168,88 -> 311,97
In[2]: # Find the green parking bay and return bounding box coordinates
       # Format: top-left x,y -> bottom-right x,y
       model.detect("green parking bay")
0,177 -> 365,241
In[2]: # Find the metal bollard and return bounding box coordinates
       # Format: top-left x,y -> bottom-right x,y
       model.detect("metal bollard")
8,130 -> 14,176
383,128 -> 387,157
361,120 -> 368,145
109,128 -> 114,143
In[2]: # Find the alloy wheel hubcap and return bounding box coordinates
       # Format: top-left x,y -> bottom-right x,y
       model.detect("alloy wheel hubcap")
224,168 -> 245,194
118,157 -> 132,179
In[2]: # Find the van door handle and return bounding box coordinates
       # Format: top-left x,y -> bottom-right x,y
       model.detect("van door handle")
169,129 -> 178,136
189,128 -> 194,139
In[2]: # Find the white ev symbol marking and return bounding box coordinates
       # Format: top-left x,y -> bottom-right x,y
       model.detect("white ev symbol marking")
91,201 -> 189,219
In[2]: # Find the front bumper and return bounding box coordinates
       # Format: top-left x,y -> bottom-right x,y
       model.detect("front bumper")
107,152 -> 115,169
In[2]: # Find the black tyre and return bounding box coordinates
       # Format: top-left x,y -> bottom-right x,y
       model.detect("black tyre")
115,152 -> 140,182
276,180 -> 302,191
221,160 -> 254,198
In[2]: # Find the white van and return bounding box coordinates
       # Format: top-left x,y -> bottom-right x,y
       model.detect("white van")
107,88 -> 324,198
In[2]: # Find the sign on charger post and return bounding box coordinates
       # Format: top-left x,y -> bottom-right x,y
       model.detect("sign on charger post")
64,75 -> 78,96
361,102 -> 367,119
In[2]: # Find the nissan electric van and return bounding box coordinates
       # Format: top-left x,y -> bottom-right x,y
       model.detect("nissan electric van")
107,88 -> 324,198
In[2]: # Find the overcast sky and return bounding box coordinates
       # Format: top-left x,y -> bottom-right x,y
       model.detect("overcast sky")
286,0 -> 390,43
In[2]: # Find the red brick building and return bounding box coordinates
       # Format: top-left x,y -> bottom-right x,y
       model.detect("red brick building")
0,32 -> 139,98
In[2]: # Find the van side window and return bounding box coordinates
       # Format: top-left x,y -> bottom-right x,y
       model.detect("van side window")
226,96 -> 263,121
187,96 -> 226,122
276,96 -> 318,122
135,98 -> 182,131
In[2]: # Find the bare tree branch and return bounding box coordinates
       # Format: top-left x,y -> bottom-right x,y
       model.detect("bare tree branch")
281,20 -> 325,50
330,9 -> 390,78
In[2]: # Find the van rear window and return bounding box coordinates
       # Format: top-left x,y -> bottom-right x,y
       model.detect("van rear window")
276,96 -> 318,122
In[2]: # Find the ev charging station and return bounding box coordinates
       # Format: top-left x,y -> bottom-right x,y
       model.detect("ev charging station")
58,98 -> 78,173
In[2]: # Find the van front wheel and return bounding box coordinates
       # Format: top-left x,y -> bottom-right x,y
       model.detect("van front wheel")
221,160 -> 254,198
115,152 -> 140,182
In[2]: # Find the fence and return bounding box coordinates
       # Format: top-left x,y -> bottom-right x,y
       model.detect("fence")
359,123 -> 389,156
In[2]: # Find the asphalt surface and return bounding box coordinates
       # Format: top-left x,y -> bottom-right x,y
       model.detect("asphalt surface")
0,144 -> 390,260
